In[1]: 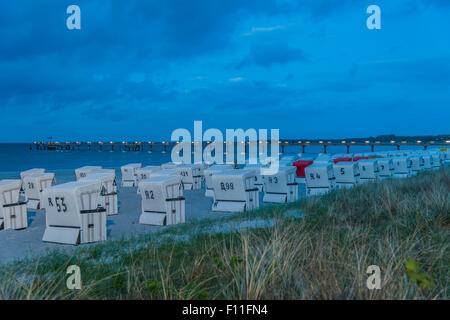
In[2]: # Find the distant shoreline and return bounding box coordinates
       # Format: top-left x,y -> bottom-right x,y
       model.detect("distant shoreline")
0,134 -> 448,145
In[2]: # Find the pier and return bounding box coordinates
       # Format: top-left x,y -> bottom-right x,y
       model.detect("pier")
30,136 -> 450,154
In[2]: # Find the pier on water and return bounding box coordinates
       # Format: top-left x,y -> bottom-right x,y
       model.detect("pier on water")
30,138 -> 450,154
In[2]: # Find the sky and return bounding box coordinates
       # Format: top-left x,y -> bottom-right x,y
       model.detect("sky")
0,0 -> 449,142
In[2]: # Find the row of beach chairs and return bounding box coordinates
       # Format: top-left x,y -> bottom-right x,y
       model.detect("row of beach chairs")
121,162 -> 299,215
0,167 -> 118,244
0,148 -> 448,246
297,149 -> 449,196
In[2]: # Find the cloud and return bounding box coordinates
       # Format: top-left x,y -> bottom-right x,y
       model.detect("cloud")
237,43 -> 307,68
0,1 -> 297,121
229,77 -> 245,82
242,25 -> 286,36
0,0 -> 295,62
0,0 -> 448,141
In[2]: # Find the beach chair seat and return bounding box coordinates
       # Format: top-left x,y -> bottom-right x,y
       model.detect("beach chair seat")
204,164 -> 234,197
0,180 -> 28,230
138,175 -> 185,226
42,181 -> 107,245
81,171 -> 118,216
305,163 -> 336,196
392,157 -> 412,178
176,164 -> 202,190
75,166 -> 102,180
421,154 -> 433,170
357,159 -> 379,182
262,167 -> 298,203
22,172 -> 56,210
244,164 -> 266,191
377,158 -> 394,178
333,162 -> 360,188
293,158 -> 314,184
20,168 -> 46,197
211,169 -> 259,212
443,149 -> 450,164
121,163 -> 142,187
431,153 -> 442,170
409,155 -> 423,175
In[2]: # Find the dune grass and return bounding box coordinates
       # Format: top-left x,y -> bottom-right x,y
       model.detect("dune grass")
0,167 -> 448,300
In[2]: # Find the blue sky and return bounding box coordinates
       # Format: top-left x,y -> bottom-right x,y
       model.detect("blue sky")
0,0 -> 449,142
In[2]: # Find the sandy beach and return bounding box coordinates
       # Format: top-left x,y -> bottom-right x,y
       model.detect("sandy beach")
0,182 -> 307,264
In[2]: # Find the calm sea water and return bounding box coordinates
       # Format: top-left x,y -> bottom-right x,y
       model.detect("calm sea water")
0,144 -> 172,181
0,143 -> 430,181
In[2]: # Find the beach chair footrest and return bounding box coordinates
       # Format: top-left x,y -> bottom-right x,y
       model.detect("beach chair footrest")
43,226 -> 81,245
263,193 -> 287,203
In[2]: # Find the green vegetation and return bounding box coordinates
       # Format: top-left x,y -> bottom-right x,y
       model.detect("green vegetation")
1,168 -> 449,300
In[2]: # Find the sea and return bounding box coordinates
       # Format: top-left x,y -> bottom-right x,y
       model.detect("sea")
0,143 -> 433,183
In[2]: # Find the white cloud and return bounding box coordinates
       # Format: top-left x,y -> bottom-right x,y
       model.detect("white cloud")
229,77 -> 245,82
242,25 -> 286,36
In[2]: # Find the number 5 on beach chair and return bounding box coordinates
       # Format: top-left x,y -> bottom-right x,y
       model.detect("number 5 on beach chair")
42,181 -> 107,245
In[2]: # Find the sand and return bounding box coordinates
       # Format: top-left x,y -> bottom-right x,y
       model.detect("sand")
0,184 -> 307,264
